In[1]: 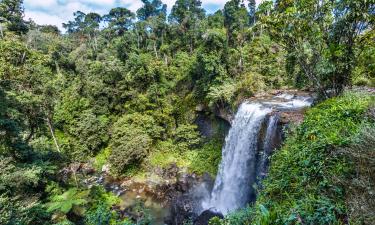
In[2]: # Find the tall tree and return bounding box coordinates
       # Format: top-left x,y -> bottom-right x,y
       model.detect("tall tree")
0,0 -> 28,34
136,0 -> 168,57
62,11 -> 86,34
271,0 -> 374,97
104,7 -> 135,36
248,0 -> 256,25
223,0 -> 249,47
169,0 -> 206,52
136,0 -> 167,21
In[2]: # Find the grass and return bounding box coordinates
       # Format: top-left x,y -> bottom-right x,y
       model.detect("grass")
93,147 -> 111,171
147,139 -> 222,176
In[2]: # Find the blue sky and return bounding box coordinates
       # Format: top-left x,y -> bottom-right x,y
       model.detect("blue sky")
24,0 -> 262,30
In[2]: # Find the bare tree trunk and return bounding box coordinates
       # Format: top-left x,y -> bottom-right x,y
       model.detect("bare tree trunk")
26,126 -> 34,143
46,116 -> 60,152
55,61 -> 61,75
164,53 -> 168,65
153,40 -> 158,58
190,38 -> 193,54
0,24 -> 3,38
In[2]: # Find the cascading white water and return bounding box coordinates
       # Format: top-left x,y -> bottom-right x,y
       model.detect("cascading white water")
256,115 -> 280,182
201,94 -> 313,215
202,103 -> 273,214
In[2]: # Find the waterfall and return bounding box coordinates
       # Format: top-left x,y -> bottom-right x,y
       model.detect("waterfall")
202,102 -> 274,214
199,93 -> 313,215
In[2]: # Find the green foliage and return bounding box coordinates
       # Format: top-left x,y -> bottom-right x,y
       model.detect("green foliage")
109,116 -> 153,174
47,188 -> 89,214
94,147 -> 111,171
339,125 -> 375,224
353,31 -> 375,87
173,124 -> 201,150
84,186 -> 128,225
224,92 -> 374,225
149,139 -> 222,176
0,0 -> 28,34
104,7 -> 135,36
188,139 -> 222,175
1,0 -> 374,223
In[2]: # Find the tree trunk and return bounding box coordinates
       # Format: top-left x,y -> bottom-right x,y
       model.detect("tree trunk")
26,125 -> 34,143
0,24 -> 3,38
153,40 -> 158,58
55,61 -> 60,75
46,116 -> 60,152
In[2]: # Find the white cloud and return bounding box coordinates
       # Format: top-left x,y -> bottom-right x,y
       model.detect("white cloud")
79,0 -> 117,7
120,0 -> 143,12
25,10 -> 64,26
24,0 -> 264,31
25,0 -> 57,9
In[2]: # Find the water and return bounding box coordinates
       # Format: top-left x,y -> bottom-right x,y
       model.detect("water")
83,174 -> 170,225
202,93 -> 313,215
202,103 -> 272,214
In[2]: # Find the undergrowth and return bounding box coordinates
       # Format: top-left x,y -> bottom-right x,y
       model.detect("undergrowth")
148,139 -> 222,176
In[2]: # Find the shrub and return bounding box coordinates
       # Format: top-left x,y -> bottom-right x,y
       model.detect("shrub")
173,124 -> 202,151
339,125 -> 375,224
109,124 -> 152,175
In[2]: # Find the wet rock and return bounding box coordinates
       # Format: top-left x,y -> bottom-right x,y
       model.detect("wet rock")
80,163 -> 95,175
165,194 -> 196,225
163,163 -> 179,179
121,179 -> 133,187
214,105 -> 234,124
194,210 -> 224,225
101,164 -> 110,173
279,110 -> 306,124
195,111 -> 231,138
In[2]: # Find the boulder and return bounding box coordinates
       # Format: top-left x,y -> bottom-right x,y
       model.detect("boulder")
165,194 -> 195,225
194,210 -> 224,225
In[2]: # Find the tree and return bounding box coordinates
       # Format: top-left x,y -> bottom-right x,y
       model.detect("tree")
104,7 -> 134,36
223,0 -> 249,47
0,0 -> 28,34
248,0 -> 256,25
63,11 -> 86,34
38,25 -> 60,35
0,36 -> 60,154
136,0 -> 167,21
193,28 -> 228,100
84,12 -> 101,33
271,0 -> 374,97
109,125 -> 152,174
136,0 -> 168,57
169,0 -> 206,52
173,124 -> 201,150
207,10 -> 224,29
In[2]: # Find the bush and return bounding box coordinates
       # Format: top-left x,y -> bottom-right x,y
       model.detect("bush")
113,113 -> 163,140
109,124 -> 152,175
173,124 -> 202,150
339,125 -> 375,224
188,140 -> 222,175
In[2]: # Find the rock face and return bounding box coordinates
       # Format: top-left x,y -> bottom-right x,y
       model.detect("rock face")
194,210 -> 224,225
166,173 -> 214,225
166,194 -> 195,225
195,111 -> 230,138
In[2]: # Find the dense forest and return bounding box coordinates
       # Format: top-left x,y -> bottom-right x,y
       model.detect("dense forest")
0,0 -> 374,224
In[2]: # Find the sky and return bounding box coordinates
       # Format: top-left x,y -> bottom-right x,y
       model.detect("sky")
24,0 -> 262,31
